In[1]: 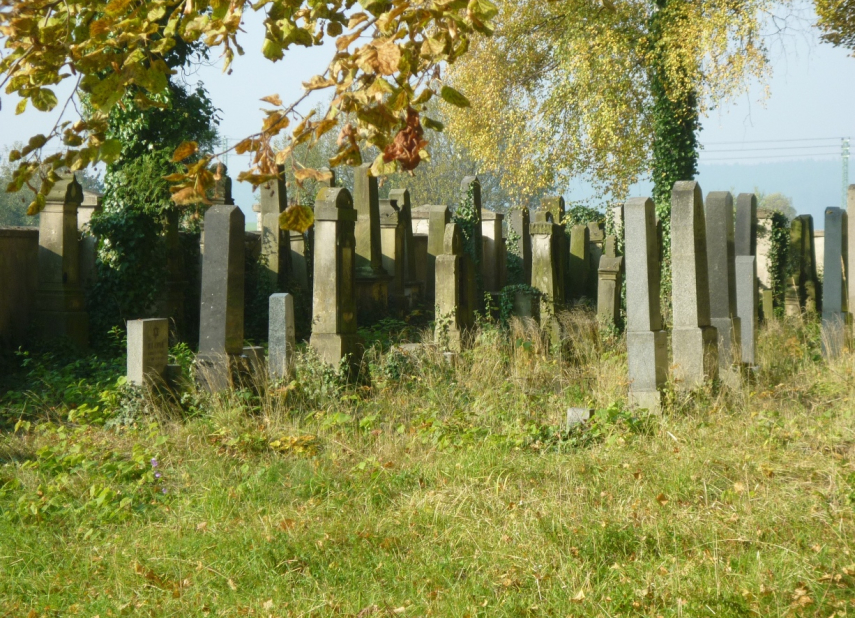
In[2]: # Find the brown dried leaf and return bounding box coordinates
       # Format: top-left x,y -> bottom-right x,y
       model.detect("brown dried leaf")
374,40 -> 401,75
261,94 -> 283,106
172,141 -> 198,162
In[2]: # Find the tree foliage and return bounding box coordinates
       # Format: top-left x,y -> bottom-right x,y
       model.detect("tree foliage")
815,0 -> 855,50
0,0 -> 498,218
444,0 -> 775,207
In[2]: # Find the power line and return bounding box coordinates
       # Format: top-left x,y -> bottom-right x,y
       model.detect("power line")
701,136 -> 845,145
702,144 -> 852,153
699,151 -> 841,161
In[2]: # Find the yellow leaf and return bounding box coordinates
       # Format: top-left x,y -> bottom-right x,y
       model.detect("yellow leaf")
279,204 -> 315,233
294,168 -> 333,183
172,141 -> 198,162
348,12 -> 368,28
572,589 -> 586,603
171,186 -> 205,205
336,32 -> 361,51
261,94 -> 283,106
374,40 -> 401,75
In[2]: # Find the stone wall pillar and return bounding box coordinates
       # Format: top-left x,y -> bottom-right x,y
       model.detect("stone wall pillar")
671,181 -> 718,389
35,174 -> 88,347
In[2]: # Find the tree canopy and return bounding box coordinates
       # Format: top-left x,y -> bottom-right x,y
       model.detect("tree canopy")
444,0 -> 776,207
0,0 -> 498,219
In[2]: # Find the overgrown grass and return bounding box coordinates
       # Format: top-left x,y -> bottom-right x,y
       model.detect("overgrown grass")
1,311 -> 854,617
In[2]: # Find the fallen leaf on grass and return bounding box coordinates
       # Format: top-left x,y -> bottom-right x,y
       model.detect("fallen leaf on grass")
656,493 -> 669,506
571,589 -> 585,603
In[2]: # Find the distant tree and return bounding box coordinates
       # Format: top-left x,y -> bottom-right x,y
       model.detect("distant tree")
815,0 -> 855,50
756,189 -> 797,220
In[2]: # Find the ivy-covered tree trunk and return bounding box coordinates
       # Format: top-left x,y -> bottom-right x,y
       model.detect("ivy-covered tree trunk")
647,0 -> 700,304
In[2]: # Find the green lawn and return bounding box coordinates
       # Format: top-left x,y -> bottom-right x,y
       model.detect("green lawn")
1,314 -> 854,617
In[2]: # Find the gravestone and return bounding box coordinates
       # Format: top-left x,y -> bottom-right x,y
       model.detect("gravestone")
597,256 -> 624,328
269,293 -> 296,381
198,205 -> 245,392
822,207 -> 849,358
508,207 -> 532,285
587,222 -> 605,296
353,165 -> 390,316
624,198 -> 667,412
481,210 -> 506,293
127,318 -> 169,387
802,215 -> 820,313
784,216 -> 806,316
735,193 -> 758,366
531,211 -> 564,340
35,173 -> 89,347
435,222 -> 473,351
461,176 -> 484,309
380,189 -> 421,309
390,189 -> 417,288
414,205 -> 450,301
815,230 -> 825,277
540,197 -> 568,300
603,235 -> 617,259
671,182 -> 718,389
848,185 -> 855,315
704,191 -> 741,369
78,189 -> 102,290
568,224 -> 590,301
735,256 -> 757,366
259,165 -> 291,289
310,187 -> 360,372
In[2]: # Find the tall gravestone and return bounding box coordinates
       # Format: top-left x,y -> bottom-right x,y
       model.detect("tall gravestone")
198,205 -> 245,392
671,182 -> 718,389
461,176 -> 484,309
822,207 -> 849,358
531,211 -> 564,340
127,318 -> 169,387
259,165 -> 290,290
624,198 -> 667,412
481,210 -> 506,293
848,185 -> 855,315
269,293 -> 296,381
380,189 -> 420,308
353,165 -> 390,316
435,222 -> 474,351
597,256 -> 623,328
588,222 -> 605,297
416,205 -> 450,301
802,215 -> 820,314
508,207 -> 531,285
569,224 -> 590,301
35,173 -> 89,347
735,193 -> 758,365
310,187 -> 360,372
541,197 -> 567,300
705,191 -> 741,369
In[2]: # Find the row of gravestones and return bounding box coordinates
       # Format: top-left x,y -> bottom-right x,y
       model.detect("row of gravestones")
624,182 -> 852,412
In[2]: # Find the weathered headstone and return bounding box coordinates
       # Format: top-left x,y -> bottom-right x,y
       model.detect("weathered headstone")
310,187 -> 360,372
802,215 -> 820,314
259,165 -> 291,289
435,222 -> 470,351
35,173 -> 89,347
735,193 -> 758,366
848,185 -> 855,315
127,318 -> 169,387
587,222 -> 605,295
671,181 -> 718,389
481,210 -> 506,293
704,191 -> 741,369
597,256 -> 623,328
568,224 -> 590,301
415,205 -> 450,300
380,189 -> 420,308
735,256 -> 758,366
540,197 -> 568,300
531,211 -> 564,339
624,198 -> 667,412
508,207 -> 531,285
198,205 -> 245,392
269,293 -> 296,381
461,176 -> 483,309
603,235 -> 617,258
390,188 -> 417,288
353,164 -> 385,277
822,207 -> 849,358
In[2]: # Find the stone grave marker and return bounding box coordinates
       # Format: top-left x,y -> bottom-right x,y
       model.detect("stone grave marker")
569,224 -> 590,301
671,181 -> 718,389
35,173 -> 89,347
705,191 -> 741,370
822,207 -> 849,358
435,222 -> 467,351
259,165 -> 290,290
127,318 -> 169,387
198,204 -> 245,392
624,197 -> 667,412
482,210 -> 506,293
597,256 -> 623,328
531,211 -> 564,340
734,193 -> 758,365
269,293 -> 296,381
508,207 -> 531,285
310,187 -> 360,373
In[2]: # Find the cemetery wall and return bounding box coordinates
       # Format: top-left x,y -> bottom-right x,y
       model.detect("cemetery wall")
0,227 -> 39,349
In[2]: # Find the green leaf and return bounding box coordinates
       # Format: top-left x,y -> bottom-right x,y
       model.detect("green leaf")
422,116 -> 444,131
31,88 -> 58,112
262,37 -> 284,61
99,139 -> 123,164
440,85 -> 471,108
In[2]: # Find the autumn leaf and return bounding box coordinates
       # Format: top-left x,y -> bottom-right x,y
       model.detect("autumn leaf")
382,107 -> 428,171
261,94 -> 283,106
279,205 -> 315,233
374,40 -> 401,75
294,168 -> 333,183
655,493 -> 668,506
172,141 -> 198,162
439,85 -> 471,108
171,186 -> 206,205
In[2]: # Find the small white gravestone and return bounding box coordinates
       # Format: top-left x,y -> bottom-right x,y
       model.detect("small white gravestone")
566,407 -> 592,427
127,318 -> 169,386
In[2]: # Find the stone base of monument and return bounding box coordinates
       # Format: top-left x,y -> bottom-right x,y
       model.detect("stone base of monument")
512,289 -> 540,321
196,353 -> 238,393
627,330 -> 667,413
35,309 -> 89,349
672,326 -> 719,390
310,333 -> 362,376
356,275 -> 392,323
821,312 -> 851,359
711,316 -> 742,369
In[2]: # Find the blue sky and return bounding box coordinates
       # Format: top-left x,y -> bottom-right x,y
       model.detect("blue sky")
2,4 -> 854,227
